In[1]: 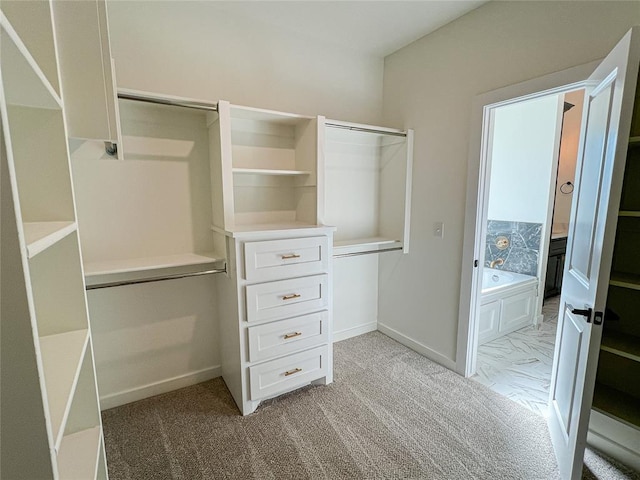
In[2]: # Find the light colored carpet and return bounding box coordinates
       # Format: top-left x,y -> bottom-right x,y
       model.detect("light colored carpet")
102,331 -> 638,479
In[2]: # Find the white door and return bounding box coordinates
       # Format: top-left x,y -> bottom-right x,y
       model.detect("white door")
547,27 -> 640,480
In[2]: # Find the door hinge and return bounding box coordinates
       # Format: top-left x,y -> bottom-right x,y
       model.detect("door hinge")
474,259 -> 479,267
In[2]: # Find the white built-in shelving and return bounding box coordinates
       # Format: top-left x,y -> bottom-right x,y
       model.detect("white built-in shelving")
596,101 -> 640,432
323,120 -> 413,256
72,95 -> 225,288
0,3 -> 108,478
211,101 -> 322,231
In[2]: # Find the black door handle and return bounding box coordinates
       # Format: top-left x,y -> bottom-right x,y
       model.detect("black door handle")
568,304 -> 593,320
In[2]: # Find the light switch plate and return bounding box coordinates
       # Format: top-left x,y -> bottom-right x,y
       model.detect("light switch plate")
433,221 -> 444,238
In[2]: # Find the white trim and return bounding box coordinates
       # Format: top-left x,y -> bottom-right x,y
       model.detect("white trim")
99,365 -> 221,410
456,60 -> 600,377
378,322 -> 457,371
333,322 -> 377,342
587,410 -> 640,471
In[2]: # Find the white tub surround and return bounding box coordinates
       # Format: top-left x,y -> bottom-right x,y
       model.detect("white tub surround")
478,268 -> 537,345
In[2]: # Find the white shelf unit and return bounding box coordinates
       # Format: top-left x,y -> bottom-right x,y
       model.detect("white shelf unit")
71,95 -> 226,288
595,88 -> 640,435
212,101 -> 322,230
0,5 -> 107,479
52,0 -> 121,150
323,120 -> 413,256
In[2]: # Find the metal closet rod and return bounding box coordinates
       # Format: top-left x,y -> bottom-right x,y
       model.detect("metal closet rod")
117,91 -> 219,112
333,246 -> 404,259
325,123 -> 407,138
85,266 -> 227,290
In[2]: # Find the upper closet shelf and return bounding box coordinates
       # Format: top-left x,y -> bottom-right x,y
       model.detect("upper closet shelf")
619,210 -> 640,217
629,136 -> 640,145
0,15 -> 62,110
609,272 -> 640,290
24,221 -> 76,259
84,253 -> 225,288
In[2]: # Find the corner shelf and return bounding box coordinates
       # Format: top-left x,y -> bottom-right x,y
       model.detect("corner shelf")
619,210 -> 640,217
0,14 -> 61,110
609,272 -> 640,291
592,383 -> 640,428
24,221 -> 76,258
57,426 -> 102,480
39,329 -> 89,448
601,331 -> 640,362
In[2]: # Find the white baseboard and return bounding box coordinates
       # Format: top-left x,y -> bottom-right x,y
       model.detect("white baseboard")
99,365 -> 222,410
333,322 -> 377,342
377,322 -> 457,371
587,410 -> 640,471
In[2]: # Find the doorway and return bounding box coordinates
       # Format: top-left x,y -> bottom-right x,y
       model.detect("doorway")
470,89 -> 586,415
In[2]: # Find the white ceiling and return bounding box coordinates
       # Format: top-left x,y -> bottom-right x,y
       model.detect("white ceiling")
207,1 -> 488,57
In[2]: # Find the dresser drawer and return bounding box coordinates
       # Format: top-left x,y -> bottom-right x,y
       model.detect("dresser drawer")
249,345 -> 328,400
243,236 -> 329,281
246,274 -> 328,323
248,311 -> 328,362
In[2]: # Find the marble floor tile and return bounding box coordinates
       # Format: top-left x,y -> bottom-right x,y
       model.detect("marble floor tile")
472,296 -> 560,417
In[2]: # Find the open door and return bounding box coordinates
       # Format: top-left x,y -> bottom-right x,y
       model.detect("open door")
548,27 -> 640,479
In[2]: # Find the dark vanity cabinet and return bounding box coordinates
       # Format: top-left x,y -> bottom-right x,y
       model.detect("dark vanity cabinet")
544,237 -> 567,298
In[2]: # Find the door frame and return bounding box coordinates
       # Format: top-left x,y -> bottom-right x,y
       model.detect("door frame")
456,60 -> 600,377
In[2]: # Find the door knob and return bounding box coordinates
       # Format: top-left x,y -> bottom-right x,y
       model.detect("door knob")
568,304 -> 593,320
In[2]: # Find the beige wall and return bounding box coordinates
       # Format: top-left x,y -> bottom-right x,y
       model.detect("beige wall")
380,1 -> 640,364
107,1 -> 384,124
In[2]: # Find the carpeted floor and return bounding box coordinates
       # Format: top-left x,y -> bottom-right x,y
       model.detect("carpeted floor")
102,332 -> 639,479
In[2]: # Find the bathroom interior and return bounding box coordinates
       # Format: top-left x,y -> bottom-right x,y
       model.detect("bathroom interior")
471,88 -> 585,416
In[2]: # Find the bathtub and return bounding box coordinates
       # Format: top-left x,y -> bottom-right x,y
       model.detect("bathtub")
478,268 -> 538,345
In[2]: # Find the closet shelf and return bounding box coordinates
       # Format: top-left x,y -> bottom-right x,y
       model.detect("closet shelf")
39,329 -> 89,449
333,237 -> 402,256
619,210 -> 640,217
232,168 -> 311,176
24,221 -> 76,258
84,253 -> 225,288
57,426 -> 102,479
213,222 -> 329,238
601,331 -> 640,362
84,253 -> 223,277
629,136 -> 640,146
593,383 -> 640,428
609,272 -> 640,290
0,15 -> 62,109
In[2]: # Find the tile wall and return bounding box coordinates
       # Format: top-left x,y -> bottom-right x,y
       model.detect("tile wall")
485,220 -> 542,277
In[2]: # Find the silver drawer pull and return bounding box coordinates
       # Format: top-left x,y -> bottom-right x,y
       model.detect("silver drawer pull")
281,253 -> 301,259
284,331 -> 302,340
284,367 -> 302,377
282,293 -> 301,301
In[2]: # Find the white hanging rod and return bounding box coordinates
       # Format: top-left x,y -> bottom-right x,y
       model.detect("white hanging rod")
325,122 -> 407,138
333,246 -> 404,259
85,266 -> 227,290
117,91 -> 219,112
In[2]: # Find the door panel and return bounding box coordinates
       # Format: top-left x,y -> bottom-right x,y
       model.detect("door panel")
547,27 -> 640,480
569,81 -> 614,282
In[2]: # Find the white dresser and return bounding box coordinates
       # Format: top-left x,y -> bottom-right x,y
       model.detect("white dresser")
216,226 -> 334,415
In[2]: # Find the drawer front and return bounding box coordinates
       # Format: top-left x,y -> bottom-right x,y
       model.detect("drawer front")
249,345 -> 328,400
244,236 -> 329,281
246,274 -> 328,323
248,311 -> 328,363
